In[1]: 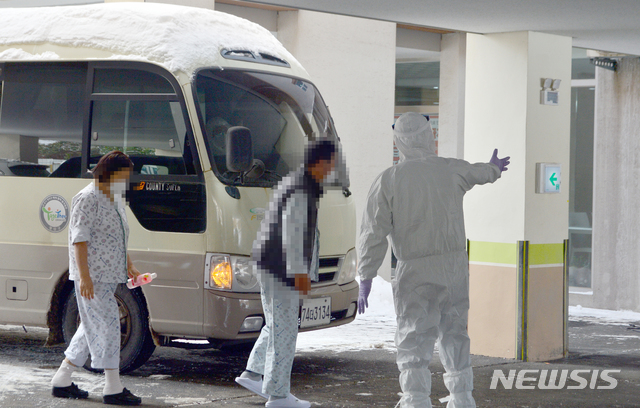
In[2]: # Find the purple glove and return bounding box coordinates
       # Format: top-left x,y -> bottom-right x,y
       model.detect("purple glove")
490,149 -> 510,172
358,279 -> 373,314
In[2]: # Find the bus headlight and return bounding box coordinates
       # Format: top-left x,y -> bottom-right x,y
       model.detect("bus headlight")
206,254 -> 232,290
205,254 -> 259,292
232,256 -> 258,292
337,248 -> 357,285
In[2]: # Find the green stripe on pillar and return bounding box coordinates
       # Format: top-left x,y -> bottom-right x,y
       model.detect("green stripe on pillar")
528,243 -> 564,265
468,241 -> 518,265
469,241 -> 564,266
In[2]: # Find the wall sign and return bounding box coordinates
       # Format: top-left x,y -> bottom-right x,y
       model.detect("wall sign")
536,163 -> 561,194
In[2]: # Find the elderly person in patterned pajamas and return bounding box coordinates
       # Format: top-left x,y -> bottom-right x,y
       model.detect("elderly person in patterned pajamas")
51,151 -> 143,406
235,140 -> 337,408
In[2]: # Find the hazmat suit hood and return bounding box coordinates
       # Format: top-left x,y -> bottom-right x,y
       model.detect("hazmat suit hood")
393,112 -> 436,162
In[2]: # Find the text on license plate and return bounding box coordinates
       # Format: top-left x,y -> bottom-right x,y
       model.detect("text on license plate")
299,297 -> 331,328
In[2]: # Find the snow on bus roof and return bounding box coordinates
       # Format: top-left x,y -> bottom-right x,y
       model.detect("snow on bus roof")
0,2 -> 301,75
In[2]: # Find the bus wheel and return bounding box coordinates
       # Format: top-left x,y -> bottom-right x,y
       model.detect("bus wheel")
61,284 -> 156,373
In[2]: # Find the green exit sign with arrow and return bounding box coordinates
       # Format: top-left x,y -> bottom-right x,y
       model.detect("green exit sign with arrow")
536,163 -> 561,194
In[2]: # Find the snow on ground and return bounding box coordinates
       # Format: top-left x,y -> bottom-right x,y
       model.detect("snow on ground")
0,360 -> 224,405
297,277 -> 397,353
0,363 -> 103,403
2,285 -> 639,360
569,305 -> 640,326
297,278 -> 640,352
1,291 -> 638,404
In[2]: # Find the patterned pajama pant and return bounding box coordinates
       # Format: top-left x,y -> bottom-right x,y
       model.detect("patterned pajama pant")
65,282 -> 121,369
246,272 -> 300,397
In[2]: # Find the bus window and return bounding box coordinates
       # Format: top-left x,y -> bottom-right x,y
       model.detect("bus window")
0,62 -> 86,177
195,69 -> 341,188
88,67 -> 205,234
90,99 -> 192,175
93,69 -> 176,94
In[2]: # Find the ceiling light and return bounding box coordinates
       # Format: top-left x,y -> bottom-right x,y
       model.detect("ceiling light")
589,57 -> 617,72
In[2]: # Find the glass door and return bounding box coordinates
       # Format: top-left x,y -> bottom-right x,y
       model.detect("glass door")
568,49 -> 596,290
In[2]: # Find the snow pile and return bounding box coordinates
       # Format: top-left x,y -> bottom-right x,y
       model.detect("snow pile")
297,276 -> 398,352
0,3 -> 301,75
569,305 -> 640,325
0,48 -> 60,61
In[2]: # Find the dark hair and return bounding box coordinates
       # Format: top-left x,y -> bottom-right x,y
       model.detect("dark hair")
92,151 -> 134,183
305,139 -> 336,167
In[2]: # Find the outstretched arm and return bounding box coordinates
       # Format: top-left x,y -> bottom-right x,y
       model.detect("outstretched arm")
458,149 -> 509,191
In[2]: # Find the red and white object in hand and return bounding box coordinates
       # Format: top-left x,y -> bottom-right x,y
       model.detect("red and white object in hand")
127,273 -> 157,289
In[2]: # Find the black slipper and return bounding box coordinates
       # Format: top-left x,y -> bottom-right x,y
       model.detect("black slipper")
52,382 -> 89,399
103,388 -> 142,406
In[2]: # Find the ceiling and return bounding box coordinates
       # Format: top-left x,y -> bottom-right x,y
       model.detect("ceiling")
3,0 -> 638,56
244,0 -> 640,57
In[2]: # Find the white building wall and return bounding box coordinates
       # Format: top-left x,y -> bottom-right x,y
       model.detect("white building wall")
214,2 -> 277,32
464,32 -> 529,243
464,31 -> 571,244
439,32 -> 467,160
523,31 -> 571,244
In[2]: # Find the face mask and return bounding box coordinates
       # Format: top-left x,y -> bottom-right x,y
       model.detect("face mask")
322,169 -> 337,185
110,180 -> 128,208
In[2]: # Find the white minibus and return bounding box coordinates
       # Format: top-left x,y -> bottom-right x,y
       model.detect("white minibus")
0,3 -> 358,372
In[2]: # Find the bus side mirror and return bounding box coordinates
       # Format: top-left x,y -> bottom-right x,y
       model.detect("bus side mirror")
226,126 -> 253,172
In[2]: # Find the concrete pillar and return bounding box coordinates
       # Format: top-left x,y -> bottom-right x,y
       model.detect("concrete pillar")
278,11 -> 397,279
591,57 -> 640,312
439,32 -> 466,159
463,32 -> 571,361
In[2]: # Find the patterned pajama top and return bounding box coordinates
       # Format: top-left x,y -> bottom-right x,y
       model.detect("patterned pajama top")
68,182 -> 129,283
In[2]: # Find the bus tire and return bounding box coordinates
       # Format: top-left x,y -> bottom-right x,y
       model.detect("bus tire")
61,284 -> 156,373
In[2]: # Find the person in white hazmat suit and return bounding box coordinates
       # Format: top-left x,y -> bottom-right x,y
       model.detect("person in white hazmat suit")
357,112 -> 510,408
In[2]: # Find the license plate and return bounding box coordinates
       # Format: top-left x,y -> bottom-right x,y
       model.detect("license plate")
299,297 -> 331,328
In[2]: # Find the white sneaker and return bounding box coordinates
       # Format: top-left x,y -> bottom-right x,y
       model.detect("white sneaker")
265,393 -> 311,408
235,376 -> 269,399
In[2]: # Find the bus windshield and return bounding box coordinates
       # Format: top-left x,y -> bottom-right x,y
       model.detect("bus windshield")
195,69 -> 340,187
